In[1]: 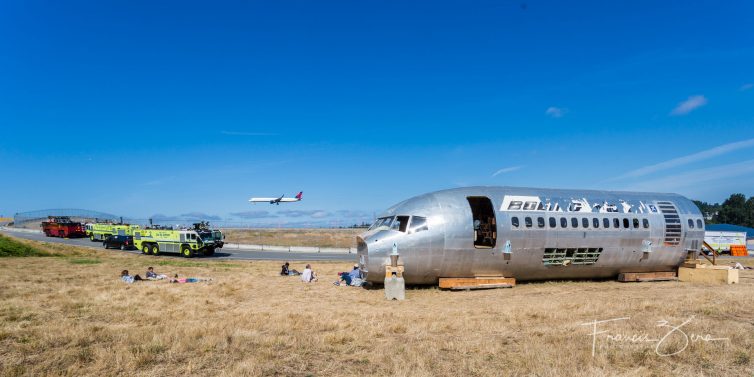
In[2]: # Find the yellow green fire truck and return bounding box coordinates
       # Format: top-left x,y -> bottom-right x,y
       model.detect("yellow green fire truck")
133,227 -> 220,257
85,223 -> 141,241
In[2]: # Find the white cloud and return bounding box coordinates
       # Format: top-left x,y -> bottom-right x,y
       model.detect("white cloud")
670,95 -> 707,116
623,159 -> 754,192
492,166 -> 522,177
545,107 -> 567,118
229,211 -> 278,219
611,137 -> 754,180
740,83 -> 753,91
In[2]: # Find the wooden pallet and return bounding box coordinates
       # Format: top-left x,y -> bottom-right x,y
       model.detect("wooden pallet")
439,277 -> 516,291
618,271 -> 678,282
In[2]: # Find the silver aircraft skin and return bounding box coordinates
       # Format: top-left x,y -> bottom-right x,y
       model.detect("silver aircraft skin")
357,186 -> 705,285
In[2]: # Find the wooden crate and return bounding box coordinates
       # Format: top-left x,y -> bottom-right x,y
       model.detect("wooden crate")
730,245 -> 748,257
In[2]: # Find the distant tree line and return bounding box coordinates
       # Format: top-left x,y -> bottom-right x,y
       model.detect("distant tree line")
693,193 -> 754,228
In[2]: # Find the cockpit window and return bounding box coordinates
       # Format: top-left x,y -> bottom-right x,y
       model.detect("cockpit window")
369,216 -> 394,230
391,216 -> 410,232
409,216 -> 428,233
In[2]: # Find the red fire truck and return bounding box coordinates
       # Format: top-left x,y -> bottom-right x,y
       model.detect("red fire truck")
41,216 -> 86,238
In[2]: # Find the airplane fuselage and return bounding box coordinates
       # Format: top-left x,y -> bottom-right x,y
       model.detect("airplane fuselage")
357,186 -> 705,285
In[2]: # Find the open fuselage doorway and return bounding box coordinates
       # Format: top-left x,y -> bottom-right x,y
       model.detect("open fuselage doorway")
467,196 -> 497,248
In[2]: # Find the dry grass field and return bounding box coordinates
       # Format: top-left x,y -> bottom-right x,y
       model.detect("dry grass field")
222,228 -> 362,248
1,235 -> 753,376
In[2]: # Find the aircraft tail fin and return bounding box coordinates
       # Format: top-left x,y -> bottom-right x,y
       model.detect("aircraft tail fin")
296,191 -> 303,200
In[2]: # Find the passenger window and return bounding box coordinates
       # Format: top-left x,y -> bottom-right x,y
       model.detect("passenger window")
582,218 -> 589,228
508,201 -> 522,210
549,217 -> 556,228
511,217 -> 519,228
593,218 -> 600,228
643,219 -> 649,228
688,219 -> 694,229
525,217 -> 532,228
633,218 -> 639,229
623,218 -> 629,229
571,218 -> 578,228
537,217 -> 545,228
468,197 -> 497,249
696,219 -> 703,229
560,217 -> 567,228
408,216 -> 428,233
614,218 -> 620,228
603,218 -> 610,229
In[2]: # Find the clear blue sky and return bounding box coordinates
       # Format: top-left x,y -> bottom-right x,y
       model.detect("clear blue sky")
2,1 -> 753,226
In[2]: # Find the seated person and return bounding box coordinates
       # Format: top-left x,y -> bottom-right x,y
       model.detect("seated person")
281,262 -> 301,276
145,266 -> 167,280
336,265 -> 363,286
348,264 -> 363,286
301,264 -> 317,282
120,270 -> 143,284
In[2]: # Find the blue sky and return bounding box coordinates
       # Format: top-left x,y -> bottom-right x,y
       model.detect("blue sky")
1,1 -> 753,226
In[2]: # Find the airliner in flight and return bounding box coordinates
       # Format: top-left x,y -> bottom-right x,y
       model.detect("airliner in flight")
249,192 -> 303,205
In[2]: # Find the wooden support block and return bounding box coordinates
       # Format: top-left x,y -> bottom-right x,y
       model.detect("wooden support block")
450,283 -> 513,291
618,271 -> 677,282
385,265 -> 404,278
679,267 -> 738,284
439,277 -> 516,289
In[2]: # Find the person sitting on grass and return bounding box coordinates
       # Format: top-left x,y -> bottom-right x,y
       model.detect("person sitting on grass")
145,266 -> 168,280
348,264 -> 363,286
301,264 -> 317,283
281,262 -> 300,276
334,264 -> 363,286
121,270 -> 143,284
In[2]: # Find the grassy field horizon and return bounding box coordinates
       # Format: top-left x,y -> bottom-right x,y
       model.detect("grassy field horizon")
1,235 -> 753,376
6,223 -> 362,248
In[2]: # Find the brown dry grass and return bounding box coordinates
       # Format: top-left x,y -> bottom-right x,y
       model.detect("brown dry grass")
222,228 -> 362,248
1,236 -> 753,377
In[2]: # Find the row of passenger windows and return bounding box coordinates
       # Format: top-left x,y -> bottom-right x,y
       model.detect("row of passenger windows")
511,216 -> 649,230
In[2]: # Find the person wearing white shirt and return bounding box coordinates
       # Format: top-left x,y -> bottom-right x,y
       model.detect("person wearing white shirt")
301,264 -> 317,282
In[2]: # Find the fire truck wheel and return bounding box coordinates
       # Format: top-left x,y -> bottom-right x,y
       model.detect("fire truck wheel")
181,245 -> 192,258
90,235 -> 95,241
150,244 -> 159,255
142,245 -> 150,254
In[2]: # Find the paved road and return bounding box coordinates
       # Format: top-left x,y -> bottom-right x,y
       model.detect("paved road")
1,230 -> 356,262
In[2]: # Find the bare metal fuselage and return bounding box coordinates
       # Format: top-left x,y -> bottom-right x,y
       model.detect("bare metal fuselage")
357,186 -> 705,285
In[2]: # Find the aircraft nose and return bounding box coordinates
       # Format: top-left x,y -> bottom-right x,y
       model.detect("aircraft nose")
356,232 -> 397,283
356,236 -> 369,275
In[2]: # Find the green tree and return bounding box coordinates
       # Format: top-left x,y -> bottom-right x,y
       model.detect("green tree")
746,197 -> 754,228
715,193 -> 750,226
692,200 -> 721,223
